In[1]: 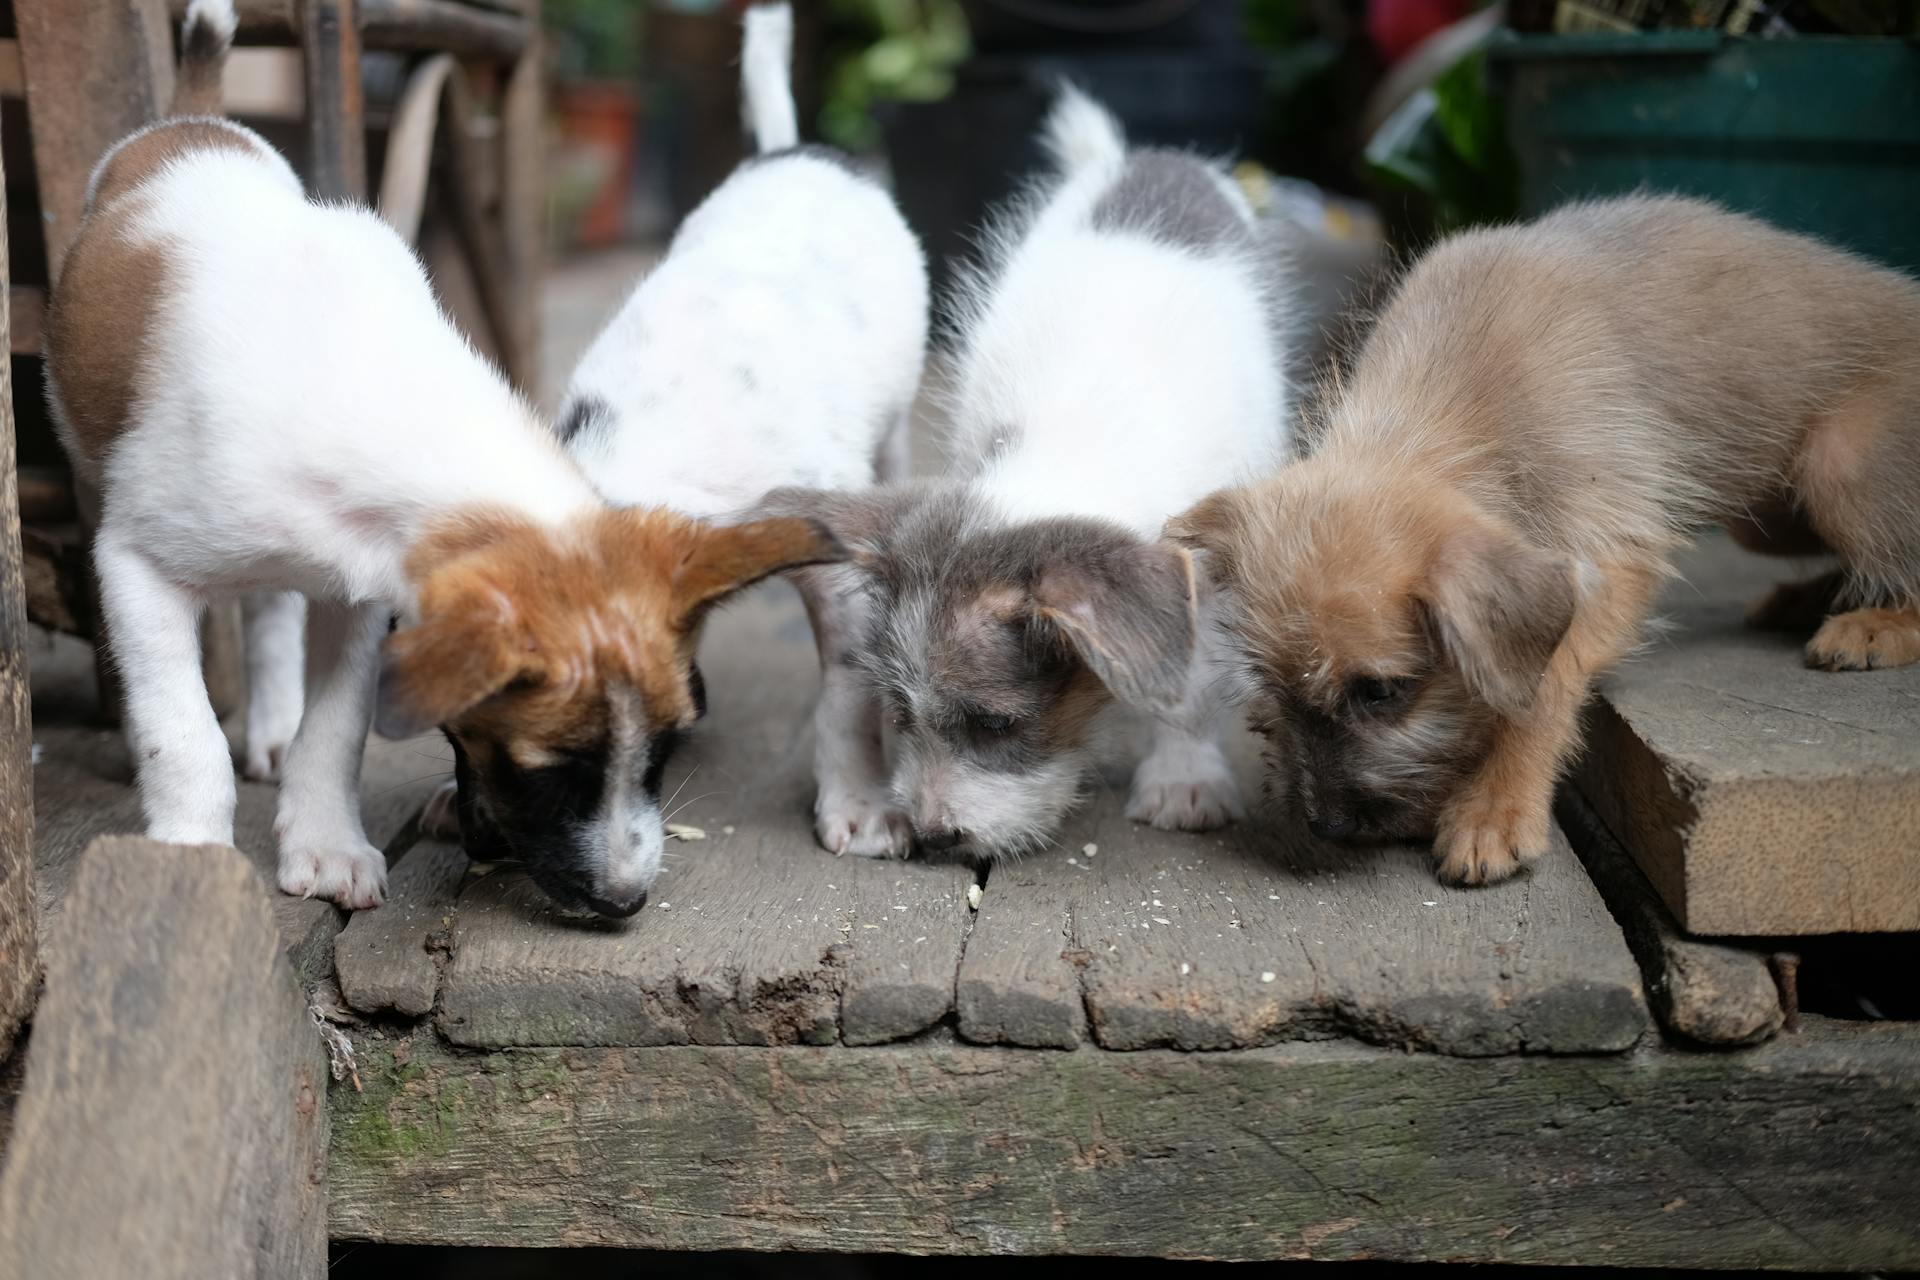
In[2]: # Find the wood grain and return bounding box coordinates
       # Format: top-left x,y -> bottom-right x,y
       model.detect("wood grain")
1557,789 -> 1782,1047
437,583 -> 977,1048
335,837 -> 465,1017
0,147 -> 36,1056
327,1023 -> 1920,1267
1577,534 -> 1920,935
960,732 -> 1646,1055
0,837 -> 326,1278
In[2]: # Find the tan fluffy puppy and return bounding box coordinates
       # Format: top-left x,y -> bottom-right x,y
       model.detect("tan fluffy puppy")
1175,194 -> 1920,886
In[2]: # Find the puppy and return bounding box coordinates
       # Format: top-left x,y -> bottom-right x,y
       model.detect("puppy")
765,88 -> 1294,858
1174,194 -> 1920,886
47,0 -> 837,913
555,2 -> 928,857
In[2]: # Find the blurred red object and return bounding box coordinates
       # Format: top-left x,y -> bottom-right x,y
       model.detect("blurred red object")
1369,0 -> 1471,65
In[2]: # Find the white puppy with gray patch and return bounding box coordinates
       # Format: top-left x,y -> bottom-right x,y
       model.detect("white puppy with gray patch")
765,87 -> 1294,858
552,2 -> 929,857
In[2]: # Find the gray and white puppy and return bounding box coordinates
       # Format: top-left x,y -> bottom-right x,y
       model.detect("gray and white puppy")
764,88 -> 1295,859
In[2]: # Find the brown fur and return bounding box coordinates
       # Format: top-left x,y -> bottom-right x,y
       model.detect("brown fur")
1177,196 -> 1920,885
379,505 -> 842,763
49,121 -> 268,468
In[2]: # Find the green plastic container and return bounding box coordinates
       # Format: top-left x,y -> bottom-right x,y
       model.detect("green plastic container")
1488,31 -> 1920,274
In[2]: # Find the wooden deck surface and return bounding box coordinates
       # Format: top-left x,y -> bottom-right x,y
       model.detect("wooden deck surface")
17,461 -> 1920,1265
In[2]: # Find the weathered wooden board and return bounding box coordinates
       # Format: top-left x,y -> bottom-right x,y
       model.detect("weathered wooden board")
328,1023 -> 1920,1268
0,146 -> 38,1057
0,837 -> 327,1278
437,583 -> 977,1048
1578,535 -> 1920,935
335,837 -> 465,1017
28,630 -> 445,979
1556,789 -> 1782,1047
960,734 -> 1645,1056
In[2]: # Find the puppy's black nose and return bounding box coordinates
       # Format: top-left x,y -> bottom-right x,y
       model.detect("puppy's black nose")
587,889 -> 648,919
1308,812 -> 1359,842
918,828 -> 966,853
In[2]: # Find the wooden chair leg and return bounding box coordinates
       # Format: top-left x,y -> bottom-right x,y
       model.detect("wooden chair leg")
0,147 -> 39,1057
300,0 -> 367,202
501,23 -> 546,398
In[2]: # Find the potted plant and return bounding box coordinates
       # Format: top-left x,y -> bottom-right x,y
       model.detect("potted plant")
546,0 -> 649,249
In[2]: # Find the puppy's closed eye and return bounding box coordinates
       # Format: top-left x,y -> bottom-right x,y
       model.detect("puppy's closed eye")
1346,674 -> 1418,713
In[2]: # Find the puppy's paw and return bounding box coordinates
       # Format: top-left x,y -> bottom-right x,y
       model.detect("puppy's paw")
1806,606 -> 1920,671
816,787 -> 913,859
1126,745 -> 1245,832
241,738 -> 289,783
1433,787 -> 1548,887
279,842 -> 387,910
420,779 -> 461,840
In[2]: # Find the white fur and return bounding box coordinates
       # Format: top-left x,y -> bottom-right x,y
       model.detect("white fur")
240,588 -> 305,781
926,89 -> 1289,843
58,125 -> 599,908
561,2 -> 928,859
185,0 -> 237,44
740,3 -> 799,153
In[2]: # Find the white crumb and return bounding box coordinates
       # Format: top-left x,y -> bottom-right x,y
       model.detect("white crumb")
966,883 -> 983,911
1260,971 -> 1276,983
666,823 -> 706,841
1082,843 -> 1097,857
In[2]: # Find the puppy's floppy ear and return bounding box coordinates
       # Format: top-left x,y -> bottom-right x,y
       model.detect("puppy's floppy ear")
375,610 -> 525,739
1419,516 -> 1576,719
672,517 -> 845,621
1034,541 -> 1199,713
1165,487 -> 1245,581
752,483 -> 927,569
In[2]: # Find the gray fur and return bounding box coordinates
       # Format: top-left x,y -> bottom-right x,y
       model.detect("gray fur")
555,395 -> 613,447
1091,150 -> 1249,253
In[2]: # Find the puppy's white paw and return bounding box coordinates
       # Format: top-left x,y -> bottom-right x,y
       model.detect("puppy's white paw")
279,842 -> 387,910
1126,742 -> 1245,832
816,786 -> 913,858
420,779 -> 461,839
241,737 -> 290,783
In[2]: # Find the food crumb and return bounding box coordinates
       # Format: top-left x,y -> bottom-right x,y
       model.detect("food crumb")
1179,962 -> 1190,976
966,883 -> 983,911
1152,916 -> 1171,926
722,825 -> 736,835
1082,843 -> 1097,857
1260,971 -> 1276,983
666,823 -> 707,841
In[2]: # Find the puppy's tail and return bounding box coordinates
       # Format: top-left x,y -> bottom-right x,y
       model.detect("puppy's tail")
1040,84 -> 1125,179
172,0 -> 237,116
740,3 -> 799,154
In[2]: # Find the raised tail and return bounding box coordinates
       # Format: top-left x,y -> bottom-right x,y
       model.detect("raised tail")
740,3 -> 799,154
172,0 -> 236,116
1040,84 -> 1126,179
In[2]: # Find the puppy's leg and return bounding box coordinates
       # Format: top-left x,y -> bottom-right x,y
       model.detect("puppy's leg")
97,535 -> 235,844
795,563 -> 912,858
1435,561 -> 1660,886
239,589 -> 306,781
1747,568 -> 1846,633
275,599 -> 389,908
1126,634 -> 1245,832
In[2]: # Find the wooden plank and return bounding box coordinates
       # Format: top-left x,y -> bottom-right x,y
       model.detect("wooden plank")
958,734 -> 1646,1055
178,0 -> 534,60
300,0 -> 367,202
497,19 -> 544,392
0,836 -> 327,1278
334,836 -> 465,1017
1557,788 -> 1783,1047
27,630 -> 447,980
1577,534 -> 1920,935
437,583 -> 978,1049
327,1024 -> 1920,1267
0,147 -> 36,1057
15,0 -> 173,278
9,286 -> 42,357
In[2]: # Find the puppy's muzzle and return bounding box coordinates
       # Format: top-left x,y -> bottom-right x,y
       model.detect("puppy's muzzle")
587,888 -> 649,919
1307,810 -> 1359,841
917,827 -> 968,853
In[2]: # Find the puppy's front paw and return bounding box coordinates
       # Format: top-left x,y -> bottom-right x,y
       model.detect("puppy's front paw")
241,738 -> 290,783
279,842 -> 387,910
1433,786 -> 1548,887
816,787 -> 913,858
1126,747 -> 1245,832
420,779 -> 461,839
1806,606 -> 1920,671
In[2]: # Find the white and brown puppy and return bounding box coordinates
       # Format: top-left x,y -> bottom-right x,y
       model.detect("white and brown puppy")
554,3 -> 928,857
1176,194 -> 1920,887
47,0 -> 838,913
766,88 -> 1294,859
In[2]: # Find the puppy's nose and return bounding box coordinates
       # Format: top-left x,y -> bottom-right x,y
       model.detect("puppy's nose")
586,888 -> 649,919
1308,812 -> 1359,842
918,827 -> 967,853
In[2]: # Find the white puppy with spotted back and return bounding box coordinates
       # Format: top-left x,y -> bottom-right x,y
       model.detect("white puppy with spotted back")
554,2 -> 929,857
